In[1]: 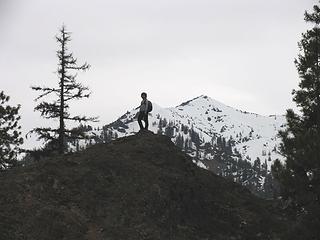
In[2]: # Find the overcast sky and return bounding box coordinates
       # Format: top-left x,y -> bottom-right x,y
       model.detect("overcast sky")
0,0 -> 316,148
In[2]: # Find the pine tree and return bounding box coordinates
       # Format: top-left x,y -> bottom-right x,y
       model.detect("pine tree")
30,25 -> 97,154
175,134 -> 184,149
0,91 -> 23,169
251,158 -> 262,192
272,3 -> 320,218
164,126 -> 174,138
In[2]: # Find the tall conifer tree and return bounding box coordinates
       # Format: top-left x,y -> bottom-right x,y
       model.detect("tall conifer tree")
31,25 -> 97,154
272,3 -> 320,217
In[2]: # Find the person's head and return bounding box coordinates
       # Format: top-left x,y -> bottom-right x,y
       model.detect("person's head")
141,92 -> 147,100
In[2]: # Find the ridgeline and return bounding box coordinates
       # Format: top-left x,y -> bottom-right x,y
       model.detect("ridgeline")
0,131 -> 290,240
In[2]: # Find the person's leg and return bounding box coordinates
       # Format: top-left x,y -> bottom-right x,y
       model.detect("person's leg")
138,112 -> 144,130
144,113 -> 149,130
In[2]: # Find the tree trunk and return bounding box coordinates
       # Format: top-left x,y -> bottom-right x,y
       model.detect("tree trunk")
59,29 -> 66,154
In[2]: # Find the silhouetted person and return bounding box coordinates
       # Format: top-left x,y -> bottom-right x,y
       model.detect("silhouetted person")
138,92 -> 152,131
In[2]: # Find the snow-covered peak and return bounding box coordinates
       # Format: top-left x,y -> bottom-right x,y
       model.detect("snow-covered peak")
103,95 -> 286,169
176,95 -> 231,111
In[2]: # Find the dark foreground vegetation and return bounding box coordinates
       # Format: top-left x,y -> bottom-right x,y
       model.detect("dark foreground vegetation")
0,131 -> 293,240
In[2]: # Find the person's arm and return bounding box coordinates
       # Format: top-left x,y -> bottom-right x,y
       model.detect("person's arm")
137,100 -> 142,111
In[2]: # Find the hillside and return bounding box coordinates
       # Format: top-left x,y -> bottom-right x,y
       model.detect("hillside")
87,95 -> 287,197
0,131 -> 289,240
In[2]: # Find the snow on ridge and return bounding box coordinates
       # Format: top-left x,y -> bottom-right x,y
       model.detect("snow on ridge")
103,95 -> 286,169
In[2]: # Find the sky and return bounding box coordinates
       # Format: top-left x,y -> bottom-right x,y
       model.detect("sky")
0,0 -> 316,149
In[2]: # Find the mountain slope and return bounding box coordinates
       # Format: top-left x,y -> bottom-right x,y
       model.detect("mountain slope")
103,95 -> 286,169
0,132 -> 289,240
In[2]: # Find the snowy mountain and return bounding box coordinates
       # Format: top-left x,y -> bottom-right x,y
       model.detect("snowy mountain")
101,95 -> 286,170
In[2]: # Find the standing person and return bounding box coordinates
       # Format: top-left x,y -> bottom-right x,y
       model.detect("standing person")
138,92 -> 152,131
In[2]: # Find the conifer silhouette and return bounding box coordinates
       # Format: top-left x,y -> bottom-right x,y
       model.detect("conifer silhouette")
31,25 -> 98,154
0,91 -> 23,169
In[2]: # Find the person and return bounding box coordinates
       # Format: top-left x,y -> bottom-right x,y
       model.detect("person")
138,92 -> 149,131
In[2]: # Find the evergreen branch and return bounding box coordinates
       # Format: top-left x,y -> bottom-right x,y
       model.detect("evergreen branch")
27,127 -> 59,143
64,88 -> 91,102
31,86 -> 59,93
65,115 -> 99,123
55,34 -> 71,44
66,62 -> 90,71
64,73 -> 77,82
31,86 -> 59,101
29,127 -> 59,134
34,101 -> 60,118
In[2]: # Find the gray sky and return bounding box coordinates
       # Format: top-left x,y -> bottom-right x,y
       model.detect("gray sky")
0,0 -> 316,148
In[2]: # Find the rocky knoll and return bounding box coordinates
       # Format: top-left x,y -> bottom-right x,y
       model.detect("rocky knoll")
0,131 -> 289,240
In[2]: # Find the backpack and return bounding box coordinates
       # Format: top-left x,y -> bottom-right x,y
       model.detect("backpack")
147,100 -> 153,112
